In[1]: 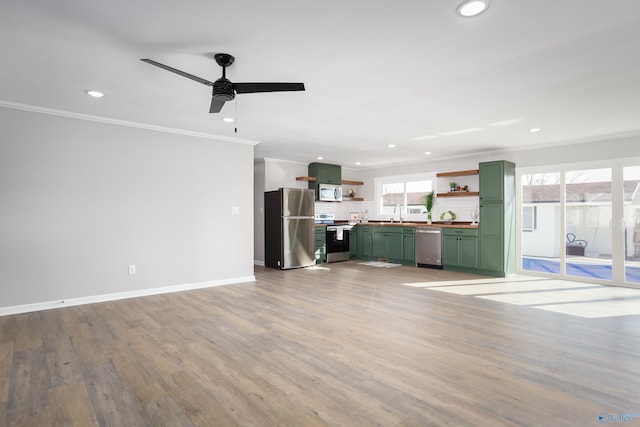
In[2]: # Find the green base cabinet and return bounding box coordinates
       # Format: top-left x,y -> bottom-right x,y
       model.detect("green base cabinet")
354,225 -> 415,265
478,160 -> 516,277
442,228 -> 478,273
403,227 -> 415,264
356,226 -> 373,258
314,226 -> 326,264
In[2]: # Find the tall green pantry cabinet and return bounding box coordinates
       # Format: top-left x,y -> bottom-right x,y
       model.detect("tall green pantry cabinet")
478,160 -> 516,276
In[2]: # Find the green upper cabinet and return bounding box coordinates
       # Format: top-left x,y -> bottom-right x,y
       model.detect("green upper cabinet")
478,160 -> 516,276
479,161 -> 505,201
308,162 -> 342,185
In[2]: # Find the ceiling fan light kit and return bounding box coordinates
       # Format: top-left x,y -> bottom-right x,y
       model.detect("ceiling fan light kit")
140,53 -> 305,114
456,0 -> 490,17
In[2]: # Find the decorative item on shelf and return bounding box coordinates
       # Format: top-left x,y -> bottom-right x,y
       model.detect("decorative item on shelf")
348,188 -> 356,198
449,181 -> 457,192
462,185 -> 469,191
349,211 -> 359,225
440,210 -> 456,224
470,207 -> 479,225
422,191 -> 434,225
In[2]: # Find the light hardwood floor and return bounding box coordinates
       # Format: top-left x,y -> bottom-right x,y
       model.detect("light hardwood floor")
1,262 -> 640,426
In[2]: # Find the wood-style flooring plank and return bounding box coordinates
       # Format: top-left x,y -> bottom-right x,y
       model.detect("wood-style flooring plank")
82,362 -> 147,426
48,380 -> 99,427
4,346 -> 48,425
142,396 -> 194,427
39,310 -> 83,389
0,342 -> 12,405
7,410 -> 51,427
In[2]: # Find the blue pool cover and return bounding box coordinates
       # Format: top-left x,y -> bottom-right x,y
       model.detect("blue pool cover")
522,257 -> 640,283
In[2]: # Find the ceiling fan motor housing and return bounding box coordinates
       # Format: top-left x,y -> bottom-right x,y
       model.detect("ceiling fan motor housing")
213,78 -> 235,101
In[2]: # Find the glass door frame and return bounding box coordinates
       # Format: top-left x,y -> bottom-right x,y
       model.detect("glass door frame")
516,157 -> 640,289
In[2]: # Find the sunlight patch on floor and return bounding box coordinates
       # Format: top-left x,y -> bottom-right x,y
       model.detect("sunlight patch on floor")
428,280 -> 594,295
416,275 -> 640,318
401,274 -> 536,288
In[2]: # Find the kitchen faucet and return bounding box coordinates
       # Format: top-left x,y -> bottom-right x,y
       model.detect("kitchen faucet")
393,204 -> 404,223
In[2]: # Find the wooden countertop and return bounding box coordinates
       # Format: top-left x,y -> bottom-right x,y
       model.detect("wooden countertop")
317,221 -> 478,229
358,222 -> 478,229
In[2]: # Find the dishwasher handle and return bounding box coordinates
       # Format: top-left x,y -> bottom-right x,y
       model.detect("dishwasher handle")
415,228 -> 441,234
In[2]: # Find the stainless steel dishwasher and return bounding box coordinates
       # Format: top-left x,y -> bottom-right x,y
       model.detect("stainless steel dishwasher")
415,227 -> 442,268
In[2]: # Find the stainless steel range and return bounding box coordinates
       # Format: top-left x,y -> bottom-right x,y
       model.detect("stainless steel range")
315,214 -> 353,263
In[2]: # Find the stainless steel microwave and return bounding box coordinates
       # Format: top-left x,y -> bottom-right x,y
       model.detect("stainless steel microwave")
318,183 -> 342,202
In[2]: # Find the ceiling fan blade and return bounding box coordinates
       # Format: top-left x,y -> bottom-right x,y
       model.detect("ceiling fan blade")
140,59 -> 214,86
232,82 -> 305,94
209,97 -> 226,113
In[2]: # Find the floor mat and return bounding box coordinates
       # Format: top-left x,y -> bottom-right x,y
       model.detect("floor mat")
359,261 -> 401,268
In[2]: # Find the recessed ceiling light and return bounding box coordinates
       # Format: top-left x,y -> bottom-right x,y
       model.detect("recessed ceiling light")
355,162 -> 362,166
438,128 -> 484,136
222,117 -> 235,123
317,156 -> 324,160
424,151 -> 432,155
86,90 -> 104,98
529,127 -> 542,133
456,0 -> 490,17
412,135 -> 438,141
387,144 -> 396,148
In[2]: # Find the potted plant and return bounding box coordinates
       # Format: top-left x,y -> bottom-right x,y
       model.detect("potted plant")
422,191 -> 434,224
449,181 -> 457,192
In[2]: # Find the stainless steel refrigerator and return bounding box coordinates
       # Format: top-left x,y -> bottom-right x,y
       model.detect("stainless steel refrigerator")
264,188 -> 315,269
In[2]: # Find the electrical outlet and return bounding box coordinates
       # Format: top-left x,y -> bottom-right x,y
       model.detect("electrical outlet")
231,206 -> 240,215
128,264 -> 136,275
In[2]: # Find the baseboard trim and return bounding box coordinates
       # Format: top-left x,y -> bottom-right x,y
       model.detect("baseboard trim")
254,260 -> 265,266
0,275 -> 256,317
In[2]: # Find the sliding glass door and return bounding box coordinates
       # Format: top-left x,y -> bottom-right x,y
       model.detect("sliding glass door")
564,168 -> 612,281
519,161 -> 640,287
624,166 -> 640,284
521,172 -> 561,274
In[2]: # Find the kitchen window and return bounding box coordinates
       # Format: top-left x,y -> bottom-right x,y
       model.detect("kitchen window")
522,206 -> 537,231
375,173 -> 435,220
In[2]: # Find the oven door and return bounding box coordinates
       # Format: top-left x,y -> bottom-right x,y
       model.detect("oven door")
326,226 -> 350,262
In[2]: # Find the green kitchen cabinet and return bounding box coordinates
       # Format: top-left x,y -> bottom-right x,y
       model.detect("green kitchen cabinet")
356,226 -> 373,258
478,160 -> 516,276
372,231 -> 387,258
442,228 -> 478,271
386,231 -> 404,260
308,162 -> 342,185
355,225 -> 415,265
402,227 -> 415,263
314,226 -> 326,264
349,228 -> 357,258
371,227 -> 403,260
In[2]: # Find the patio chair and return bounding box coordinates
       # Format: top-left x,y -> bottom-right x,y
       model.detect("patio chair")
566,233 -> 587,256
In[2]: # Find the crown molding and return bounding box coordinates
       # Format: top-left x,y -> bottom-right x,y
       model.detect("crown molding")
0,100 -> 260,146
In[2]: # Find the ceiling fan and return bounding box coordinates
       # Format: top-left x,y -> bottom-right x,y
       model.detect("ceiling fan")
140,53 -> 305,113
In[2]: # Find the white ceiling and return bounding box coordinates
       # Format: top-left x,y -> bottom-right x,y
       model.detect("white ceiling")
2,1 -> 640,168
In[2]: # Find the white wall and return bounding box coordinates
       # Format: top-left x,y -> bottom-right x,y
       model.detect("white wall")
263,158 -> 308,192
253,160 -> 266,264
0,107 -> 255,312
